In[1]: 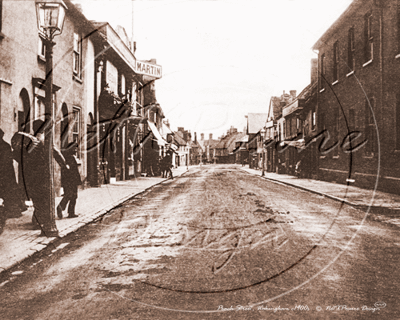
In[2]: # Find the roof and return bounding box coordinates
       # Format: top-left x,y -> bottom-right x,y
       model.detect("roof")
247,113 -> 268,134
215,132 -> 246,153
172,131 -> 186,146
312,0 -> 361,50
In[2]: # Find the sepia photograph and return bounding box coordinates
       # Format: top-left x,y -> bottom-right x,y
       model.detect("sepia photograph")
0,0 -> 399,318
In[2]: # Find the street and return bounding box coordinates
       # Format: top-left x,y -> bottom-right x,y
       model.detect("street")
0,165 -> 399,319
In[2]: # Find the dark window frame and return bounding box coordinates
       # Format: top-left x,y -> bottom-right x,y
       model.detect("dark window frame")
333,41 -> 339,82
364,97 -> 376,157
320,53 -> 326,90
73,32 -> 82,79
348,27 -> 355,72
364,12 -> 373,63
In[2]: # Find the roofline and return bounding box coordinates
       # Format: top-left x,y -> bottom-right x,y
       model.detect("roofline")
312,0 -> 362,50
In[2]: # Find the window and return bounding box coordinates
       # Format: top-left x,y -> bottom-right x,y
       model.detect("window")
0,0 -> 3,34
312,109 -> 317,130
72,107 -> 81,157
397,1 -> 400,52
365,98 -> 376,156
348,27 -> 355,72
34,96 -> 46,122
38,35 -> 46,59
333,41 -> 339,82
320,53 -> 326,90
364,13 -> 373,63
396,94 -> 400,150
73,33 -> 82,78
332,106 -> 339,157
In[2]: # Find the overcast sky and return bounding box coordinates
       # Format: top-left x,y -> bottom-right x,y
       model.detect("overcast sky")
78,0 -> 352,138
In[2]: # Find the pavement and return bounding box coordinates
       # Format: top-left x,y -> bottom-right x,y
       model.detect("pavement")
0,166 -> 188,275
240,165 -> 400,224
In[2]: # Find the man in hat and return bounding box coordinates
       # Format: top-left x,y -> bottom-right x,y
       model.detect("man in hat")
14,119 -> 67,236
57,141 -> 82,219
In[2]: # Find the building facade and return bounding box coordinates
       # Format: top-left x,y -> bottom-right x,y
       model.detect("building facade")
313,0 -> 400,192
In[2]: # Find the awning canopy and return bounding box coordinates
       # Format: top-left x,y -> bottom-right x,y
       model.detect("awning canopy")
147,120 -> 168,146
280,139 -> 305,149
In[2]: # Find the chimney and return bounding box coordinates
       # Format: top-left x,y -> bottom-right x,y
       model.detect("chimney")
74,3 -> 83,13
194,132 -> 197,143
209,133 -> 213,140
178,127 -> 184,132
311,58 -> 318,84
201,133 -> 204,141
290,90 -> 297,100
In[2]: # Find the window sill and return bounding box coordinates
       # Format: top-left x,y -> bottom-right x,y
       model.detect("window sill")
395,54 -> 400,60
363,155 -> 374,159
332,155 -> 339,159
346,71 -> 354,77
319,155 -> 326,159
363,60 -> 373,67
332,80 -> 339,86
73,74 -> 82,84
319,88 -> 325,93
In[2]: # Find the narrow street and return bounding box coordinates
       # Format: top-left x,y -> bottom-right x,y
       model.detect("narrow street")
0,165 -> 398,319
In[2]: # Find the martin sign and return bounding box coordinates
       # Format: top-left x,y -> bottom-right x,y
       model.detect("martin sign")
136,61 -> 162,78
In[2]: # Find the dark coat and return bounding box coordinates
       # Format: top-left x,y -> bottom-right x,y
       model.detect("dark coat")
61,152 -> 81,190
0,138 -> 19,201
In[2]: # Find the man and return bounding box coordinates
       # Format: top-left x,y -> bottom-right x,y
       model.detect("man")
15,119 -> 67,236
57,141 -> 81,219
0,128 -> 25,218
162,149 -> 174,179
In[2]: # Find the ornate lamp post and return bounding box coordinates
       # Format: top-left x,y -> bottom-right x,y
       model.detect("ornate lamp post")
35,0 -> 67,237
260,128 -> 266,177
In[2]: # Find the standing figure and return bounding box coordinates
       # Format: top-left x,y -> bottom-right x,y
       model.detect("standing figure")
0,128 -> 25,219
15,120 -> 67,235
162,150 -> 174,179
57,142 -> 82,219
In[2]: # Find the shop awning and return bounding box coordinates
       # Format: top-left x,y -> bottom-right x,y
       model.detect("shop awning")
147,120 -> 168,146
280,139 -> 305,149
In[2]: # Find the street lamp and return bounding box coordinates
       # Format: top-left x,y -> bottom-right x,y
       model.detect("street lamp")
260,128 -> 266,177
35,0 -> 67,237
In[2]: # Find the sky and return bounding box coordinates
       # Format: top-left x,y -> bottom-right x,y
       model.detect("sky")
77,0 -> 353,138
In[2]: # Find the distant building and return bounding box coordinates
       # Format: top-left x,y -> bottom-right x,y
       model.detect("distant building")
246,113 -> 268,169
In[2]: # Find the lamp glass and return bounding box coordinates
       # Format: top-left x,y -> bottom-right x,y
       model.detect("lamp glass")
36,2 -> 66,38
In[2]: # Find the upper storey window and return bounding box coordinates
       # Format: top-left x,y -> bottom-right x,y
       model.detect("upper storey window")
364,12 -> 373,63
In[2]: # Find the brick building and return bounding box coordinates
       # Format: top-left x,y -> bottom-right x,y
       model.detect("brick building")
312,0 -> 400,192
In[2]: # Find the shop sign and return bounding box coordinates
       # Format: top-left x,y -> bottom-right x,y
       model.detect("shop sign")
136,61 -> 162,78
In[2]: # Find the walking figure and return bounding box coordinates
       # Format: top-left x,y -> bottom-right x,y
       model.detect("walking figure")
161,150 -> 173,179
57,141 -> 82,219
